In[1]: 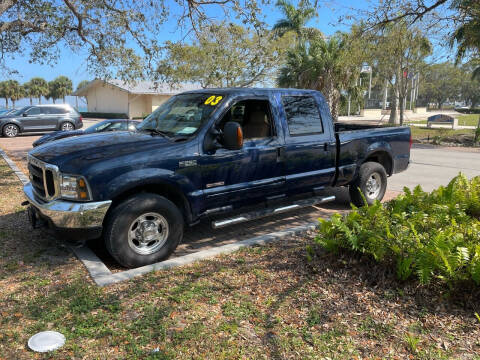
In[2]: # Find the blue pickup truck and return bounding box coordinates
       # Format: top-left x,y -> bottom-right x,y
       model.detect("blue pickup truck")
23,88 -> 411,268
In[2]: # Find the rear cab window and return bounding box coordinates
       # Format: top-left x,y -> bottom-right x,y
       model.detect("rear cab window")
282,96 -> 323,136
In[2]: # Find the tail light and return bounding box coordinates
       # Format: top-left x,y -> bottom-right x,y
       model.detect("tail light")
79,116 -> 83,123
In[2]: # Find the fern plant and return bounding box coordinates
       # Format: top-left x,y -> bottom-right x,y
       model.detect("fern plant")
312,174 -> 480,286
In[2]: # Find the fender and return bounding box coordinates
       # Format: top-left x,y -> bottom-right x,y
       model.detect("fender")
365,141 -> 393,159
1,118 -> 23,132
99,168 -> 197,222
362,141 -> 394,175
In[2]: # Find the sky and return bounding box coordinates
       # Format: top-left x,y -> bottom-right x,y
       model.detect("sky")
2,0 -> 451,108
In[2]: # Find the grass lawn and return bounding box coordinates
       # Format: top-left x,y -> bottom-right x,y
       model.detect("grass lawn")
407,115 -> 480,127
410,126 -> 474,138
458,114 -> 480,127
1,157 -> 480,359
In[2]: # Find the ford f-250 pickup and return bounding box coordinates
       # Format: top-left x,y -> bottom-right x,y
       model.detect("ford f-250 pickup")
23,88 -> 411,268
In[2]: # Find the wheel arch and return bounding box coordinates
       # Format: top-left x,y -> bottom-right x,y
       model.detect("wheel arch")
2,121 -> 22,134
363,150 -> 393,176
106,181 -> 193,226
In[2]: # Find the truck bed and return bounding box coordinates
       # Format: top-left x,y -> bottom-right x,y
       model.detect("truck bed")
333,123 -> 411,187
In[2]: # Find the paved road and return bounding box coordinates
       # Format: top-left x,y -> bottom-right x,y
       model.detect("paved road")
389,145 -> 480,192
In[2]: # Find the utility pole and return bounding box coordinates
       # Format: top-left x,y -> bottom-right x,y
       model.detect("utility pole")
410,76 -> 414,110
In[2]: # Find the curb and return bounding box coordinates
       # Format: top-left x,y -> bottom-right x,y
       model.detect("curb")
0,149 -> 29,185
92,222 -> 317,287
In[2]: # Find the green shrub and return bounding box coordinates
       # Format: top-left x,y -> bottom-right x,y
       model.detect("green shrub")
313,174 -> 480,286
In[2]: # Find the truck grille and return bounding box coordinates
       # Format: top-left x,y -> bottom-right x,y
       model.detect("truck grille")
27,155 -> 60,201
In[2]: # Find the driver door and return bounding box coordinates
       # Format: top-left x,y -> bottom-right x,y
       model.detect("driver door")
198,97 -> 285,212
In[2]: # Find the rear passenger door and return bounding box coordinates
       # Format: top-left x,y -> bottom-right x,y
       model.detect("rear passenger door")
44,106 -> 67,129
279,94 -> 336,194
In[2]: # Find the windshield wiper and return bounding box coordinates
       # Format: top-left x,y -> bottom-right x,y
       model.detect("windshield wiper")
140,128 -> 173,139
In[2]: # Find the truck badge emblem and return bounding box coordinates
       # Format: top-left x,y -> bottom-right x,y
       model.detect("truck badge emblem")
179,160 -> 197,168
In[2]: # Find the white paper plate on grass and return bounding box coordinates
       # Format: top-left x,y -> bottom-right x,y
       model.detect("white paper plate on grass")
28,331 -> 65,352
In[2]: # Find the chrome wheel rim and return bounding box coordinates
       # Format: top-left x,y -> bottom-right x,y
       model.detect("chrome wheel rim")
61,123 -> 74,131
5,124 -> 18,137
127,212 -> 169,255
365,173 -> 382,199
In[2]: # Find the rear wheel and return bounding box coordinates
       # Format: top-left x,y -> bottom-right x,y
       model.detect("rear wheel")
349,162 -> 387,207
104,193 -> 184,268
3,124 -> 19,137
60,122 -> 74,131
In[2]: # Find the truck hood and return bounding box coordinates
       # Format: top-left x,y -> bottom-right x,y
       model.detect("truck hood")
29,131 -> 171,167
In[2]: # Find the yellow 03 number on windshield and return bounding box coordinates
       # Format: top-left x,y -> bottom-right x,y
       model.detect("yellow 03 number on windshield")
204,95 -> 223,106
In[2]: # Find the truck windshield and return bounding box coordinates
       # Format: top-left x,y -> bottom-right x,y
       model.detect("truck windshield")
137,93 -> 223,137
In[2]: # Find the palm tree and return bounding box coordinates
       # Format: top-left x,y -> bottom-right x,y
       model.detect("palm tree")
48,76 -> 73,104
273,0 -> 321,42
23,81 -> 34,105
450,0 -> 480,79
7,80 -> 24,108
26,77 -> 49,104
278,35 -> 358,121
0,81 -> 12,108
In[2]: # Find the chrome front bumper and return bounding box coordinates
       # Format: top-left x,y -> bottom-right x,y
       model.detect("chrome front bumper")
23,182 -> 112,229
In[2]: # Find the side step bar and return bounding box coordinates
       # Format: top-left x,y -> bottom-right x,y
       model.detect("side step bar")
211,195 -> 335,229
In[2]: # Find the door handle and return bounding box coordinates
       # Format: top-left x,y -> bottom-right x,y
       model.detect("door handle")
323,142 -> 328,151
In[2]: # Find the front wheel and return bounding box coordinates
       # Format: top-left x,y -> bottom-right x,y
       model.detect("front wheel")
104,193 -> 184,268
349,162 -> 387,207
3,124 -> 19,137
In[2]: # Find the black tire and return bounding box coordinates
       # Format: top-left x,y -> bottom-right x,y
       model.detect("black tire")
60,121 -> 75,131
2,123 -> 19,137
104,193 -> 184,268
349,162 -> 387,207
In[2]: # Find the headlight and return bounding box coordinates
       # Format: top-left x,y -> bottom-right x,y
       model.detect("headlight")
60,174 -> 91,201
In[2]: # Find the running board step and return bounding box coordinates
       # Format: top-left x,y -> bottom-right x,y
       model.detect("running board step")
211,195 -> 335,229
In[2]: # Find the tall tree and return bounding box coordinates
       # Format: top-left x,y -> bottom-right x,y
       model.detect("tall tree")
0,81 -> 12,108
25,77 -> 49,104
158,23 -> 290,88
450,0 -> 480,78
460,61 -> 480,108
419,62 -> 462,109
278,34 -> 363,121
273,0 -> 320,41
7,80 -> 24,108
23,80 -> 34,105
48,76 -> 73,104
362,0 -> 479,81
0,0 -> 269,80
372,22 -> 431,124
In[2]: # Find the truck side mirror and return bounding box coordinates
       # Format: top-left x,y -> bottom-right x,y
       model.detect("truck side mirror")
23,113 -> 28,117
223,122 -> 243,150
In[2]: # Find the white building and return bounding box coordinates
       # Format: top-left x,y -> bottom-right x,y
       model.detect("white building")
72,79 -> 202,119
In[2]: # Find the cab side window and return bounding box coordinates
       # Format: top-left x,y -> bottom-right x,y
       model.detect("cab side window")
219,99 -> 274,139
282,96 -> 323,136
